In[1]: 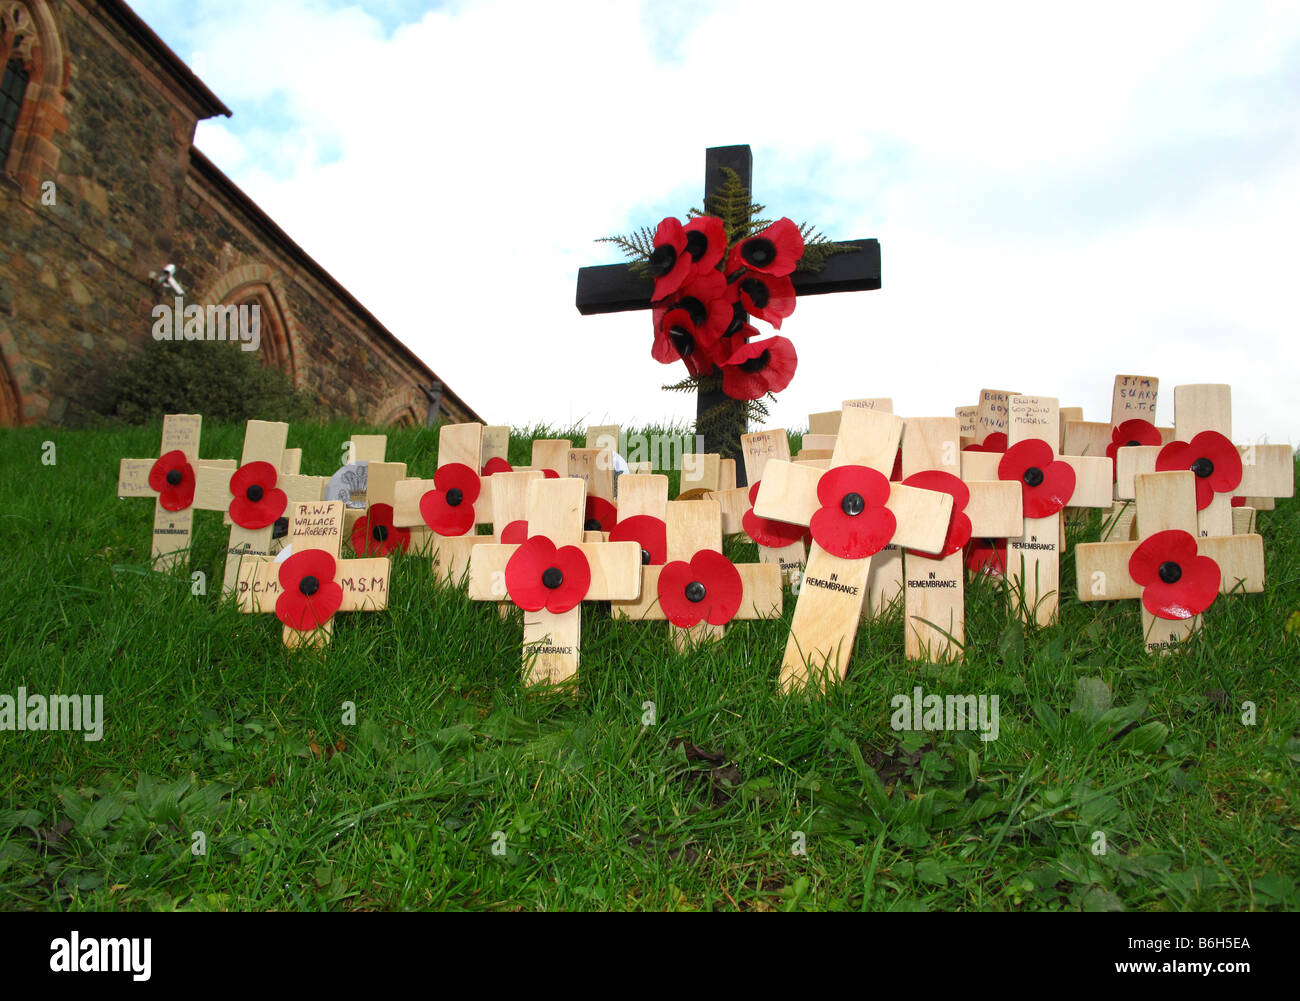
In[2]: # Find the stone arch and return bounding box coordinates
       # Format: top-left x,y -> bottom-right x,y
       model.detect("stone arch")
373,384 -> 425,428
203,263 -> 304,386
1,1 -> 69,199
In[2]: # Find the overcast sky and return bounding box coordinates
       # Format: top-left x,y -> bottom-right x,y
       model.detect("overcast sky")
130,0 -> 1300,446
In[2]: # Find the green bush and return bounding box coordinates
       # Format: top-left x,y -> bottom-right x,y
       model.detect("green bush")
85,340 -> 319,425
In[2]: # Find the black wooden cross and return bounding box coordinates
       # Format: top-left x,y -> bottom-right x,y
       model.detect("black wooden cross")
575,144 -> 881,485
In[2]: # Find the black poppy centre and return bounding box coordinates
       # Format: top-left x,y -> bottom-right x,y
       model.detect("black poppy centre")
742,237 -> 776,268
669,326 -> 696,357
246,483 -> 264,502
1190,457 -> 1215,479
1023,467 -> 1045,488
724,302 -> 748,338
841,492 -> 866,516
685,581 -> 706,603
1126,440 -> 1141,448
684,230 -> 708,262
640,548 -> 651,565
739,350 -> 771,374
1157,560 -> 1182,584
740,277 -> 770,309
446,488 -> 464,506
650,244 -> 677,276
299,575 -> 320,596
372,524 -> 389,542
166,469 -> 183,486
584,518 -> 601,532
542,567 -> 564,590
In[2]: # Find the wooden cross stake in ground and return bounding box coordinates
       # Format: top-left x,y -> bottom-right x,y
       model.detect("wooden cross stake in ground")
752,406 -> 953,691
236,500 -> 389,649
116,413 -> 235,570
467,478 -> 642,687
708,429 -> 808,585
1075,470 -> 1265,653
1062,374 -> 1172,541
392,422 -> 492,585
185,420 -> 327,595
960,397 -> 1111,626
575,144 -> 881,483
612,497 -> 782,647
902,417 -> 1022,662
1115,384 -> 1294,539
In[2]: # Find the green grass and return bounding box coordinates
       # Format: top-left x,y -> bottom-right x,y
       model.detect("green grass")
0,420 -> 1296,911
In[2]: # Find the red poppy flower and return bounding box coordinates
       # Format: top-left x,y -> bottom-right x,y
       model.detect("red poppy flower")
809,464 -> 896,560
481,457 -> 513,476
1128,529 -> 1221,620
682,215 -> 726,278
275,549 -> 344,631
504,536 -> 591,613
726,218 -> 805,277
963,432 -> 1008,454
1155,431 -> 1242,511
965,538 -> 1007,576
585,496 -> 618,533
229,461 -> 288,530
539,468 -> 561,479
148,449 -> 195,512
652,272 -> 730,372
609,514 -> 667,566
731,272 -> 796,330
720,336 -> 798,400
657,550 -> 743,628
902,470 -> 972,558
350,502 -> 410,557
742,481 -> 807,549
1106,418 -> 1161,470
500,520 -> 529,544
1230,497 -> 1246,508
418,462 -> 481,536
649,217 -> 692,301
998,439 -> 1075,518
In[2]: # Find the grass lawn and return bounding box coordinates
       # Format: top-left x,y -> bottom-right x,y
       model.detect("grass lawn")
0,419 -> 1296,911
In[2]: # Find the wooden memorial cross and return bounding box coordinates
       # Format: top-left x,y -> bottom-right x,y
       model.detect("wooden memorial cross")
752,407 -> 953,691
348,459 -> 413,557
187,420 -> 327,595
1062,374 -> 1173,541
467,478 -> 642,687
612,496 -> 782,646
576,144 -> 881,483
116,413 -> 235,570
392,422 -> 494,585
236,500 -> 389,648
963,389 -> 1019,453
1115,384 -> 1294,540
901,417 -> 1023,662
1075,470 -> 1265,653
678,451 -> 736,499
708,429 -> 808,585
960,397 -> 1112,625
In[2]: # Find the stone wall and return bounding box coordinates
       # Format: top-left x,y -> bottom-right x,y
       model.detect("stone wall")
0,0 -> 479,428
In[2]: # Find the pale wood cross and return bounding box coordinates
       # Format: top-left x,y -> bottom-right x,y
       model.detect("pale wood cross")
1075,470 -> 1265,653
708,429 -> 808,585
1115,384 -> 1295,539
962,389 -> 1020,453
798,399 -> 904,618
347,459 -> 412,556
1063,374 -> 1174,541
960,396 -> 1112,626
187,420 -> 327,595
752,406 -> 954,691
236,500 -> 389,649
612,496 -> 782,647
116,413 -> 235,571
903,417 -> 1022,662
467,477 -> 642,687
392,422 -> 495,585
678,452 -> 737,500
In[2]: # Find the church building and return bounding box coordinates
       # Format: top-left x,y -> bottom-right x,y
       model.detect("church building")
0,0 -> 481,427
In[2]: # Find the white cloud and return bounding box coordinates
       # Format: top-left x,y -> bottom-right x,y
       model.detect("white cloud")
131,0 -> 1300,445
